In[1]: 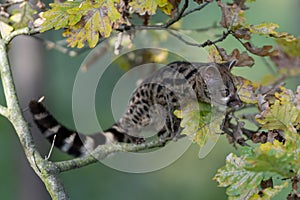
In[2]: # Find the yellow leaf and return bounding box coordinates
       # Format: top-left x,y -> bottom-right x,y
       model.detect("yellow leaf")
235,76 -> 259,104
129,0 -> 172,15
0,21 -> 14,38
208,46 -> 223,63
256,99 -> 300,131
158,0 -> 174,15
10,13 -> 22,24
247,22 -> 296,42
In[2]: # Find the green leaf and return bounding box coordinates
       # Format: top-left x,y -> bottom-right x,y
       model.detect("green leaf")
213,153 -> 264,198
245,141 -> 296,177
256,99 -> 300,131
249,182 -> 288,200
174,102 -> 224,147
215,140 -> 297,199
129,0 -> 173,15
40,1 -> 82,32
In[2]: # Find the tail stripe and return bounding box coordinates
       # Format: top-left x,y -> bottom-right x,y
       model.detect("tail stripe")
103,132 -> 116,143
29,100 -> 87,156
29,100 -> 144,157
33,113 -> 48,120
60,133 -> 76,152
80,136 -> 95,154
44,129 -> 56,138
48,125 -> 61,133
67,133 -> 86,156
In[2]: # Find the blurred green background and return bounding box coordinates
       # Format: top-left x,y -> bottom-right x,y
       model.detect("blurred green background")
1,1 -> 300,199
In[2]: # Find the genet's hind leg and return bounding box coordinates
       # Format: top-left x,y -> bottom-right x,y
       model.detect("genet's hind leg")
157,113 -> 182,144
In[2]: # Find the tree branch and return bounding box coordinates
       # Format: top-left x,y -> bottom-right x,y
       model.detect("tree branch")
0,37 -> 69,199
56,140 -> 162,172
4,27 -> 40,45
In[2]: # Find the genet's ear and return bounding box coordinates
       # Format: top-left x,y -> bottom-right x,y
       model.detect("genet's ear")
203,65 -> 220,81
227,59 -> 237,71
203,65 -> 223,84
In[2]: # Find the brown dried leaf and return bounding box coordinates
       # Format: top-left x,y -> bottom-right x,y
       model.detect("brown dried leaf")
270,47 -> 300,70
243,42 -> 278,57
252,130 -> 285,144
232,120 -> 246,145
213,47 -> 254,67
257,94 -> 269,112
229,49 -> 254,67
233,28 -> 251,40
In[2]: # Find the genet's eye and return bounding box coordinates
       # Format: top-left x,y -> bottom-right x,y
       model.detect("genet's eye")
220,88 -> 230,97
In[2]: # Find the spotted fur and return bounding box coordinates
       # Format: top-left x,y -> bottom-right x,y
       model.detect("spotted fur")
29,61 -> 241,157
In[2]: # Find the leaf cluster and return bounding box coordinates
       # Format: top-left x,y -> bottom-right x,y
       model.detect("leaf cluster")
212,31 -> 300,200
38,0 -> 180,48
208,0 -> 298,69
212,38 -> 300,200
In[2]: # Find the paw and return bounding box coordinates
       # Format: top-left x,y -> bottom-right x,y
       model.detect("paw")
128,135 -> 145,144
135,137 -> 146,144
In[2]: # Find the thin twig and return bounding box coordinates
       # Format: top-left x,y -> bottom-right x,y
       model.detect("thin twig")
122,2 -> 211,31
181,2 -> 211,18
45,134 -> 56,160
167,29 -> 232,48
163,0 -> 189,28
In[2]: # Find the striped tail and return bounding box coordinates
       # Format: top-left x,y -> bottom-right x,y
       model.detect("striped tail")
29,100 -> 145,157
